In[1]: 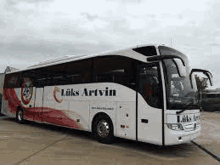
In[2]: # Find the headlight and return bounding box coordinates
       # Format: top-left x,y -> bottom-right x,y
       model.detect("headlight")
167,123 -> 184,131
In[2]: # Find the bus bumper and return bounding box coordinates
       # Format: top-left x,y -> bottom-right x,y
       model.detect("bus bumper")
164,124 -> 201,146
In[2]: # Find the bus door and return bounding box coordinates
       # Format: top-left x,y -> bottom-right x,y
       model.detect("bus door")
137,63 -> 163,145
33,88 -> 44,122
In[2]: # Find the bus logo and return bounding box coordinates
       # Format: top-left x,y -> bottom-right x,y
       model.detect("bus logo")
21,78 -> 33,105
53,86 -> 63,103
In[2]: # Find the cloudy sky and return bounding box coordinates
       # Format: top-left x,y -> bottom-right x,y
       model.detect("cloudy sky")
1,0 -> 220,88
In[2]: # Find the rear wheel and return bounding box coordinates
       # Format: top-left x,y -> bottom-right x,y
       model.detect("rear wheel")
16,109 -> 25,124
93,115 -> 114,144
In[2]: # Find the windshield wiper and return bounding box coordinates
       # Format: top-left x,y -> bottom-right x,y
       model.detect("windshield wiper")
176,102 -> 196,114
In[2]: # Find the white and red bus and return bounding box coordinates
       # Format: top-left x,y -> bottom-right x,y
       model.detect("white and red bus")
1,44 -> 213,146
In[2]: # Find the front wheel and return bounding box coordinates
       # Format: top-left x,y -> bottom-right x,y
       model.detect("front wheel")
93,115 -> 114,144
16,109 -> 25,124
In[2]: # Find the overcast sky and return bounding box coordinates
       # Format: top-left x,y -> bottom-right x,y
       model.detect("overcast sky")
1,0 -> 220,88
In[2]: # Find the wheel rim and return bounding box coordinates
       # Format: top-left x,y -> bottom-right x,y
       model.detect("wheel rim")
18,110 -> 22,121
97,120 -> 110,138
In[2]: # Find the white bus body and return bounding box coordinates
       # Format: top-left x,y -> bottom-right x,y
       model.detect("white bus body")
1,44 -> 212,146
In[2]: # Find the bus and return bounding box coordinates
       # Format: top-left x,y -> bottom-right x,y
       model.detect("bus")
1,44 -> 213,146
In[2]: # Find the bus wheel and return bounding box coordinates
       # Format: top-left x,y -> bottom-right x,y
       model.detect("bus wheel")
93,115 -> 114,144
16,109 -> 25,124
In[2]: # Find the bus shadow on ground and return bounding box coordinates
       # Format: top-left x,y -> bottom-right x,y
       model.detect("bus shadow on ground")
3,117 -> 196,158
3,117 -> 93,140
114,138 -> 197,158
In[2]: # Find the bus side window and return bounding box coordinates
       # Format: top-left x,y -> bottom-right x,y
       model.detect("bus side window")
33,58 -> 93,86
4,73 -> 20,88
93,56 -> 137,89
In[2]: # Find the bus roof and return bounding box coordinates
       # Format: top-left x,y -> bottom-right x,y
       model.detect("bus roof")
7,44 -> 164,74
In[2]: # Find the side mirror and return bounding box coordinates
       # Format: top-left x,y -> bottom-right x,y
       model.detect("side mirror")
147,55 -> 185,66
147,55 -> 186,77
173,58 -> 186,77
205,71 -> 213,86
189,69 -> 213,88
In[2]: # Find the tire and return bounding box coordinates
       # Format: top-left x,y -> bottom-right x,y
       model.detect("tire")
93,115 -> 114,144
16,108 -> 25,124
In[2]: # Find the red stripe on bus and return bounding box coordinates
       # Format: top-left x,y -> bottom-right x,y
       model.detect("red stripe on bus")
3,88 -> 21,113
3,88 -> 80,129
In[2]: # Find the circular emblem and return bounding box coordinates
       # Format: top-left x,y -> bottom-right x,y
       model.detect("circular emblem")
53,86 -> 63,103
21,78 -> 33,105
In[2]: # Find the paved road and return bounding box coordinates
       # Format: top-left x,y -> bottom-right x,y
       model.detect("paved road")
0,115 -> 219,165
193,111 -> 220,161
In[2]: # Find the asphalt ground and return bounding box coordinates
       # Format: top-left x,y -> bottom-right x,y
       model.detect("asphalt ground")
193,111 -> 220,161
0,112 -> 219,165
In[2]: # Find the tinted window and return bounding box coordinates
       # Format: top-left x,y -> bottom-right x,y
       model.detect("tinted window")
138,63 -> 162,108
19,59 -> 92,87
4,73 -> 20,88
5,56 -> 137,89
93,56 -> 137,89
133,46 -> 157,56
40,59 -> 92,86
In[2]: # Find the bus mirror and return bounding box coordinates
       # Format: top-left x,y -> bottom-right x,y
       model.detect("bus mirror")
147,55 -> 185,66
189,69 -> 213,88
206,71 -> 213,86
173,58 -> 186,77
147,55 -> 186,77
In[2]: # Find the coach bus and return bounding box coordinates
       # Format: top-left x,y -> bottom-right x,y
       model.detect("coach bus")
1,44 -> 213,146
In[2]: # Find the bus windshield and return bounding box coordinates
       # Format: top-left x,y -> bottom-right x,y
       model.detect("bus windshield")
159,46 -> 198,110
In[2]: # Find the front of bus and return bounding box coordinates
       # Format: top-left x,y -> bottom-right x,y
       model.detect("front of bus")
155,46 -> 212,145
